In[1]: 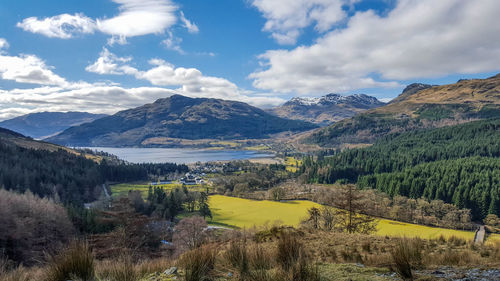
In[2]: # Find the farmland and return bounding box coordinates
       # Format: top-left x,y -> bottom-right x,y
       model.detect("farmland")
208,195 -> 484,241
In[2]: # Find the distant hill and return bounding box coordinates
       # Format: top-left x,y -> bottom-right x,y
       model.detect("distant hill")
306,74 -> 500,147
47,95 -> 318,147
0,112 -> 108,139
269,93 -> 385,126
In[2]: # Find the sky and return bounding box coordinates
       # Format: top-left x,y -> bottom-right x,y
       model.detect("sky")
1,0 -> 500,120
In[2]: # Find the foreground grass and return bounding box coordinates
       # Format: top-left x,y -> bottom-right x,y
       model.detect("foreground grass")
209,195 -> 480,241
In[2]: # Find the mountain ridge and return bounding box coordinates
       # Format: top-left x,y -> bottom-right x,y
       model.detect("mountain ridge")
304,74 -> 500,148
0,111 -> 108,139
47,94 -> 318,147
270,93 -> 385,126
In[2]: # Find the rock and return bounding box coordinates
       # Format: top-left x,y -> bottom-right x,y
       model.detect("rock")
164,267 -> 178,275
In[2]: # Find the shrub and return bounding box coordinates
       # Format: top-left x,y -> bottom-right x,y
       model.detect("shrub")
224,240 -> 249,276
391,238 -> 423,280
95,256 -> 137,281
44,241 -> 95,281
248,244 -> 272,271
276,232 -> 302,270
179,245 -> 217,281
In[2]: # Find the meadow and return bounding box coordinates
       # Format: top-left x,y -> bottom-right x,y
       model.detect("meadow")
111,182 -> 207,197
208,195 -> 484,241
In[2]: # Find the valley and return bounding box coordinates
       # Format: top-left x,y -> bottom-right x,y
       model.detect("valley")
2,71 -> 500,281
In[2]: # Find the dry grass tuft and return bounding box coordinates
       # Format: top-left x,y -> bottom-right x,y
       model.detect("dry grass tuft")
390,238 -> 423,280
178,245 -> 217,281
44,241 -> 95,281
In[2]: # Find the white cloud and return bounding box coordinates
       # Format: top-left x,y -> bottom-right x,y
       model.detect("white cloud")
0,48 -> 284,121
17,0 -> 198,44
0,82 -> 284,121
84,49 -> 285,108
179,11 -> 199,33
0,85 -> 177,121
85,48 -> 139,75
251,0 -> 352,45
250,0 -> 500,95
97,0 -> 177,38
0,38 -> 9,50
162,31 -> 185,54
0,53 -> 68,86
16,13 -> 96,39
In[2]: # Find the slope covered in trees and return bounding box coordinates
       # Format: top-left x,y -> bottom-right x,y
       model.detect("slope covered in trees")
0,128 -> 188,206
301,119 -> 500,219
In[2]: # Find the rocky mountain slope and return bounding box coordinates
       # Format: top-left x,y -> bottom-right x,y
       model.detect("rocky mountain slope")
0,111 -> 107,139
305,73 -> 500,147
47,95 -> 318,147
270,93 -> 385,126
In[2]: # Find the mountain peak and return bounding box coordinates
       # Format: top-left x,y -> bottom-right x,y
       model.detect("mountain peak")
272,93 -> 385,125
47,96 -> 317,147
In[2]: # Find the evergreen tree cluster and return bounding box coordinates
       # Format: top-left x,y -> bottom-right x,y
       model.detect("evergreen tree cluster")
301,119 -> 500,220
0,142 -> 188,206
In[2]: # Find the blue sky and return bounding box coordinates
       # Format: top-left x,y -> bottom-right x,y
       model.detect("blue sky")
0,0 -> 499,120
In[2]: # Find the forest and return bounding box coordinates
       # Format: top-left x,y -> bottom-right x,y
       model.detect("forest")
0,142 -> 188,206
300,119 -> 500,219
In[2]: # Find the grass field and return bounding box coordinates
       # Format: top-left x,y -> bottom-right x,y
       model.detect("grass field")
208,195 -> 481,241
111,182 -> 207,197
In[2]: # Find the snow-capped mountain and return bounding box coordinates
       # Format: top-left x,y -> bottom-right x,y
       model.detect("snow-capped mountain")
270,93 -> 385,126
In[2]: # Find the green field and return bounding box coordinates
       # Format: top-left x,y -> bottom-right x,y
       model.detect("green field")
111,182 -> 206,198
208,195 -> 481,241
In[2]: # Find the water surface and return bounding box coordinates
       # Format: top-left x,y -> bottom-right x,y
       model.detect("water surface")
87,147 -> 274,164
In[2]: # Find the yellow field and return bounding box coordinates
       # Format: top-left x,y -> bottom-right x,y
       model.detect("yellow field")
209,195 -> 480,241
285,156 -> 302,172
376,219 -> 475,240
209,195 -> 320,228
244,145 -> 270,151
487,233 -> 500,243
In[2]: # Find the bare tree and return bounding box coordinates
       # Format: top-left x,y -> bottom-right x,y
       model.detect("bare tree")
306,207 -> 321,229
173,216 -> 207,253
332,185 -> 377,234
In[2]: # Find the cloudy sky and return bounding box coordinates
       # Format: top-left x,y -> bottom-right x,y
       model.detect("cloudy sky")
1,0 -> 500,120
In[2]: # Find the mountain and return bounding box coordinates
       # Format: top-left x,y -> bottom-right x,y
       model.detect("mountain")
0,112 -> 108,139
47,95 -> 318,147
269,93 -> 385,126
306,73 -> 500,147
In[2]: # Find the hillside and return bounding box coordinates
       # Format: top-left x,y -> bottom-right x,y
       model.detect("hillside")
269,93 -> 385,126
0,128 -> 187,206
47,94 -> 318,147
306,74 -> 500,147
301,118 -> 500,219
0,111 -> 107,139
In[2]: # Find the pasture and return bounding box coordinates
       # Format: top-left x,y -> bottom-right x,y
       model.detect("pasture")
111,182 -> 206,198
